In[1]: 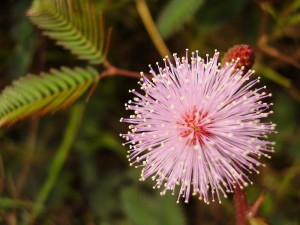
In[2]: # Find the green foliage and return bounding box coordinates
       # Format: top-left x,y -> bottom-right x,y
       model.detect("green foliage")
1,0 -> 108,128
0,66 -> 98,127
270,93 -> 299,155
121,186 -> 186,225
254,62 -> 291,88
249,218 -> 269,225
27,0 -> 109,64
272,93 -> 298,137
32,103 -> 85,218
196,0 -> 249,33
0,198 -> 37,209
9,0 -> 38,78
157,0 -> 204,38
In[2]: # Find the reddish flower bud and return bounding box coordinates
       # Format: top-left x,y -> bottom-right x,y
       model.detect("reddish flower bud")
222,45 -> 255,72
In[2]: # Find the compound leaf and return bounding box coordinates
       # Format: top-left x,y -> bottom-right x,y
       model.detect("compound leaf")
0,66 -> 99,127
27,0 -> 110,64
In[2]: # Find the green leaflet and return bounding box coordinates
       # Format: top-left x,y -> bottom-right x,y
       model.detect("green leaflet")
157,0 -> 204,39
27,0 -> 108,64
0,0 -> 105,127
0,66 -> 99,127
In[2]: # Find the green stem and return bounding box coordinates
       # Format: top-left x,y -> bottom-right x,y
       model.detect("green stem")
0,197 -> 39,209
135,0 -> 171,58
254,62 -> 291,88
32,103 -> 85,218
16,120 -> 39,197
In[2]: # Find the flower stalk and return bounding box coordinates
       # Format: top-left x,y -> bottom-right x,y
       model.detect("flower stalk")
234,186 -> 248,225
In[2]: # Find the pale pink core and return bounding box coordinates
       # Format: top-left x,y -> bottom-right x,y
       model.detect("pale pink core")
120,50 -> 276,204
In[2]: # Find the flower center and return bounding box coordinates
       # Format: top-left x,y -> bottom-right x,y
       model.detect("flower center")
177,106 -> 211,146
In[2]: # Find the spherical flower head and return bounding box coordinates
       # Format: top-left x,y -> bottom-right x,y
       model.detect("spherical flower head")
120,50 -> 275,204
221,45 -> 255,72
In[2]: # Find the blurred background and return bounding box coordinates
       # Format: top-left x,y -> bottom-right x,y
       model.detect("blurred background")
0,0 -> 299,224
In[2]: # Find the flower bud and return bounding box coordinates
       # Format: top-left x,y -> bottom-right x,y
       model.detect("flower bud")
222,44 -> 255,71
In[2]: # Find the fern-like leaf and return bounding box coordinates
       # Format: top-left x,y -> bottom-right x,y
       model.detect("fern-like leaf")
27,0 -> 110,64
157,0 -> 204,38
0,67 -> 99,127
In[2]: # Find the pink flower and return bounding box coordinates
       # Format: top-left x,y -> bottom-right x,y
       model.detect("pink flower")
120,50 -> 275,204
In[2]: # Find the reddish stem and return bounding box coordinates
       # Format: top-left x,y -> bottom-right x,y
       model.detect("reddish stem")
101,60 -> 151,79
248,192 -> 265,218
234,186 -> 249,225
